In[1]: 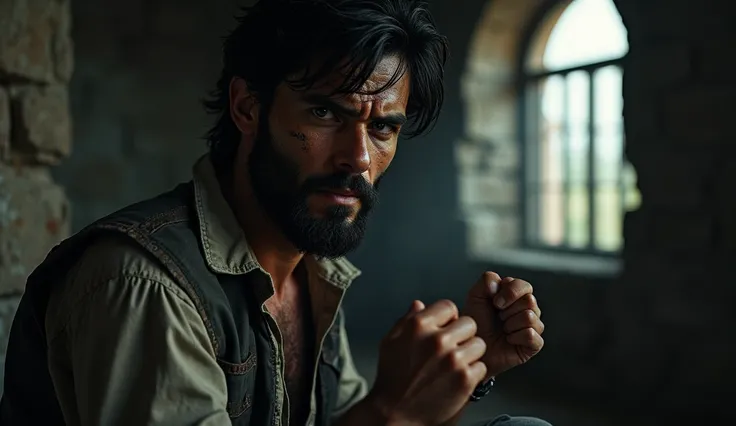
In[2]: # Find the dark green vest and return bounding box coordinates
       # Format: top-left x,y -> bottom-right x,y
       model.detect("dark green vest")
0,182 -> 344,426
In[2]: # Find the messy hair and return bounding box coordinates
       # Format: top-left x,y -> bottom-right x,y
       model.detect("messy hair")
203,0 -> 450,171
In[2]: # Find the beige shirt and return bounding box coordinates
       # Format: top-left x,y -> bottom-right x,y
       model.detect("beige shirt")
44,156 -> 369,426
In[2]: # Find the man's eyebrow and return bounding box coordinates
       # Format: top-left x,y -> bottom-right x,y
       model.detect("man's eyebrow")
302,93 -> 361,117
376,112 -> 408,127
301,93 -> 408,126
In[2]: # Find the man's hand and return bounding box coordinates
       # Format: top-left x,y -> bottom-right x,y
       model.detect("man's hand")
463,272 -> 545,379
367,300 -> 487,426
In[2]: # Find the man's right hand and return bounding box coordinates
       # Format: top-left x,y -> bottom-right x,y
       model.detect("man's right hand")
367,299 -> 487,426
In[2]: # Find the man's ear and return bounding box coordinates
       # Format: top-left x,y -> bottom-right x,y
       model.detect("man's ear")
229,77 -> 260,139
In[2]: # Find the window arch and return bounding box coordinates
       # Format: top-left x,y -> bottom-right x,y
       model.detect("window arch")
520,0 -> 639,254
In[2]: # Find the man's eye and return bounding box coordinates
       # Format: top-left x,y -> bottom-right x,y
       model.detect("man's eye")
312,108 -> 334,119
371,122 -> 397,134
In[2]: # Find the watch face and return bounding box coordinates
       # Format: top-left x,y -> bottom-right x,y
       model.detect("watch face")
469,378 -> 495,402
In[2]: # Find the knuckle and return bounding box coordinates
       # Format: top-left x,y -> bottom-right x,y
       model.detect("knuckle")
457,367 -> 476,390
477,361 -> 488,380
525,309 -> 536,321
409,315 -> 428,333
510,280 -> 532,297
444,350 -> 464,371
509,286 -> 526,301
483,271 -> 501,282
438,299 -> 458,315
524,327 -> 537,343
472,337 -> 487,356
459,315 -> 478,333
431,332 -> 450,353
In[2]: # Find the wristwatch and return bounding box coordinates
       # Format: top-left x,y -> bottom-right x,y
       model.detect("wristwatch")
469,377 -> 495,402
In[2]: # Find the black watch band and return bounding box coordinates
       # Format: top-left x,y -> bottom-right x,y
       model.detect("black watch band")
469,377 -> 495,402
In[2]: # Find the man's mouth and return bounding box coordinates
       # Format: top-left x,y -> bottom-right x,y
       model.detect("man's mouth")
314,188 -> 361,205
319,188 -> 359,198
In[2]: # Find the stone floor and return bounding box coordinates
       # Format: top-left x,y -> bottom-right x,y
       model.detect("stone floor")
351,347 -> 646,426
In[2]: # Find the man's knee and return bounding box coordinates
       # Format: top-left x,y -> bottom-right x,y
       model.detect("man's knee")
481,414 -> 553,426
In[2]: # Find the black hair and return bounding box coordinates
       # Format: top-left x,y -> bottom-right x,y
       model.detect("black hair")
203,0 -> 450,171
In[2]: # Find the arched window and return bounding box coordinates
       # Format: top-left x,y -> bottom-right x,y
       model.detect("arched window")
520,0 -> 639,254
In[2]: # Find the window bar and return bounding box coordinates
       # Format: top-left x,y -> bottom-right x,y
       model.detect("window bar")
562,74 -> 571,247
587,69 -> 596,251
619,122 -> 627,217
518,79 -> 529,246
526,79 -> 541,245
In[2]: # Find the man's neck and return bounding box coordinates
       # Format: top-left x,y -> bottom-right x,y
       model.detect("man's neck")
225,173 -> 304,300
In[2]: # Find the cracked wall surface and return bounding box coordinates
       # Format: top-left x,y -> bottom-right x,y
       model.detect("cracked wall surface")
0,0 -> 73,390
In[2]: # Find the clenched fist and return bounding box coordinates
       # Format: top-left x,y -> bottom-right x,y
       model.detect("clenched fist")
464,272 -> 545,379
368,300 -> 487,425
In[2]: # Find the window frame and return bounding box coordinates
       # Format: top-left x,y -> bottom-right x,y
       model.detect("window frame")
515,0 -> 629,257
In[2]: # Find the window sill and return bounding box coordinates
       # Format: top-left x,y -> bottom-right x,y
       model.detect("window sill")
470,247 -> 622,277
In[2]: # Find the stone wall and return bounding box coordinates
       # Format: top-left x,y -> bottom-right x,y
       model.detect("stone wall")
606,0 -> 735,420
0,0 -> 74,388
52,0 -> 246,232
0,0 -> 733,421
457,0 -> 735,420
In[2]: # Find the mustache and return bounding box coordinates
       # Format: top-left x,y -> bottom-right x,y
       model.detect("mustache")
301,173 -> 378,202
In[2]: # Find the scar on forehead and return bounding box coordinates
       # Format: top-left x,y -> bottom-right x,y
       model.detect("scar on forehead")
289,131 -> 309,151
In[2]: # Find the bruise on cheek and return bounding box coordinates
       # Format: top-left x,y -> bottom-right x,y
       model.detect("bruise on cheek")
372,146 -> 394,181
289,130 -> 310,151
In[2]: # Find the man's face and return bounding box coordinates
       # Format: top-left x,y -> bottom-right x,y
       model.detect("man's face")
245,55 -> 410,258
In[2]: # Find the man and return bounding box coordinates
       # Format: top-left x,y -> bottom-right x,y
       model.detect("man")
0,0 -> 549,425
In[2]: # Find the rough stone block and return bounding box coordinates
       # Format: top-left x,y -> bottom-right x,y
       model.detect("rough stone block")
0,88 -> 8,160
0,164 -> 69,295
0,0 -> 74,83
623,207 -> 715,257
650,210 -> 714,252
53,0 -> 74,83
621,91 -> 661,149
463,93 -> 516,142
698,42 -> 736,84
459,173 -> 518,209
715,158 -> 736,252
663,86 -> 736,146
455,140 -> 486,172
636,0 -> 733,42
0,295 -> 21,394
465,210 -> 519,254
634,147 -> 714,209
10,84 -> 71,164
455,138 -> 518,174
626,43 -> 692,91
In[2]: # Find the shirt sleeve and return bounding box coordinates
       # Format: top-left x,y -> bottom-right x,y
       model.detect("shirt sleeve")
45,237 -> 231,426
330,315 -> 369,421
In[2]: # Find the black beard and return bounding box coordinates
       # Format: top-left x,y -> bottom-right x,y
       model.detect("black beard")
247,120 -> 381,259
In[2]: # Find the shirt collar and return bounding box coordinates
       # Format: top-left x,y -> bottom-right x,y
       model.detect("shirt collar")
191,154 -> 362,289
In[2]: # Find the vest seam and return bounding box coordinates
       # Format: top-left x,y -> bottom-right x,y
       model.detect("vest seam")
46,272 -> 202,346
117,224 -> 222,355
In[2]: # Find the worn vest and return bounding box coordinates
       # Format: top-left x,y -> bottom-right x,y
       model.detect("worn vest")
0,182 -> 344,426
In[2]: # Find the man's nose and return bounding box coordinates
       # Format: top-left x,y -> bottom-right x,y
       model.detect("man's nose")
333,125 -> 371,175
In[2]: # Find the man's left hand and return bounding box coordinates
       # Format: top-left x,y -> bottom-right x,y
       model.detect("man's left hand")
463,271 -> 545,379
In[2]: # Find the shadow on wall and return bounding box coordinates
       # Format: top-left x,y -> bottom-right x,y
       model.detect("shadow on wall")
53,0 -> 254,231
